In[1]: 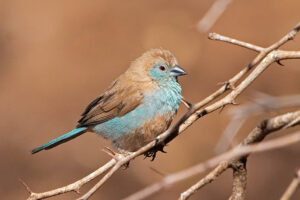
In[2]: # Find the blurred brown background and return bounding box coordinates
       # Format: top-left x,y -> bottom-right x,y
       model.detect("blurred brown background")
0,0 -> 300,199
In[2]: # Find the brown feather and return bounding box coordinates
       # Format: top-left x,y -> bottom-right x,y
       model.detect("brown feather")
77,48 -> 178,129
77,77 -> 146,127
112,113 -> 175,151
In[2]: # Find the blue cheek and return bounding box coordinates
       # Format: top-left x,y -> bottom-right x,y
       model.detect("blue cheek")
148,68 -> 167,81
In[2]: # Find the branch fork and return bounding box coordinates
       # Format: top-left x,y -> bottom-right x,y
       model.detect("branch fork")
25,22 -> 300,200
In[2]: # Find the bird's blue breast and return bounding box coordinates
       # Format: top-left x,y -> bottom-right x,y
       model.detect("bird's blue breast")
93,81 -> 181,140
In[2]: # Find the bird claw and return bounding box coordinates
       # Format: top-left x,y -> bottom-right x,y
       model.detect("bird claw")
121,161 -> 130,169
144,144 -> 167,161
276,59 -> 284,66
102,147 -> 131,168
144,151 -> 157,161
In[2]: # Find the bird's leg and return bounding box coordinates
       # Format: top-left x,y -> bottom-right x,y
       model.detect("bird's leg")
144,139 -> 167,161
116,148 -> 133,169
102,147 -> 132,169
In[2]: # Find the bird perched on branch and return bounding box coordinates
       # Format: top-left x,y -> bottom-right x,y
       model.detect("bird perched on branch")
31,49 -> 186,154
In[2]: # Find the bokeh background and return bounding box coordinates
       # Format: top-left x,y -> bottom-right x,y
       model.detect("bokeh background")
0,0 -> 300,199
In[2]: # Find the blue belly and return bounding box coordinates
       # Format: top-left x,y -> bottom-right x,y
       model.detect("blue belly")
93,86 -> 181,140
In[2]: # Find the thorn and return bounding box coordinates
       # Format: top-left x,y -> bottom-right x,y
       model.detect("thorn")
224,81 -> 236,90
218,81 -> 235,90
74,188 -> 80,194
181,98 -> 193,109
247,62 -> 255,70
231,100 -> 239,105
276,60 -> 284,66
219,105 -> 225,113
287,34 -> 294,40
19,179 -> 32,194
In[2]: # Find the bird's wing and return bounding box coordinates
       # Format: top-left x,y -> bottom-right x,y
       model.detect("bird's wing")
77,78 -> 144,127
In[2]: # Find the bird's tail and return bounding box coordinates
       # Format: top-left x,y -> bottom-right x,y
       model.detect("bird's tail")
31,127 -> 88,154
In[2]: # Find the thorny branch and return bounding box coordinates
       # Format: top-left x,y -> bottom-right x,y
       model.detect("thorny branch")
124,110 -> 300,200
26,159 -> 116,200
25,22 -> 300,200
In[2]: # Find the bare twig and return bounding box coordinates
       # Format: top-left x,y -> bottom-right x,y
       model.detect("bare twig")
26,159 -> 116,200
20,179 -> 33,194
209,22 -> 300,73
124,110 -> 300,200
280,169 -> 300,200
93,49 -> 300,200
181,97 -> 193,109
208,32 -> 263,52
180,112 -> 300,200
26,22 -> 300,200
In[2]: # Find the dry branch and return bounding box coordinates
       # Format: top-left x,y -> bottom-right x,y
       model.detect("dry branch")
26,22 -> 300,200
124,110 -> 300,200
27,159 -> 116,200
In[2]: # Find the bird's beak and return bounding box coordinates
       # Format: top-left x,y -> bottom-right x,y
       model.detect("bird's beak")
170,65 -> 187,77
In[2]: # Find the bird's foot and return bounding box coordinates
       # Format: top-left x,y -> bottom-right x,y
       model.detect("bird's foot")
144,144 -> 167,161
102,147 -> 132,169
116,148 -> 133,169
116,148 -> 134,156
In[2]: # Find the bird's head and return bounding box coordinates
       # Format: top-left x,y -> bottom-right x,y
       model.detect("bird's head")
127,49 -> 187,86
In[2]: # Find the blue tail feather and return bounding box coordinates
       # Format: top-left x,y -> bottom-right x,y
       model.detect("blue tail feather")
31,127 -> 87,154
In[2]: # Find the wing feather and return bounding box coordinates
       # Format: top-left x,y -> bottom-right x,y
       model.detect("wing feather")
77,79 -> 144,127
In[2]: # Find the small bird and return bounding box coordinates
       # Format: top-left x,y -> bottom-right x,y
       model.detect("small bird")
31,49 -> 186,154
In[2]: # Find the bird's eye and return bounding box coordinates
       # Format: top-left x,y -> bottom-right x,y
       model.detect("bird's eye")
159,66 -> 166,71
